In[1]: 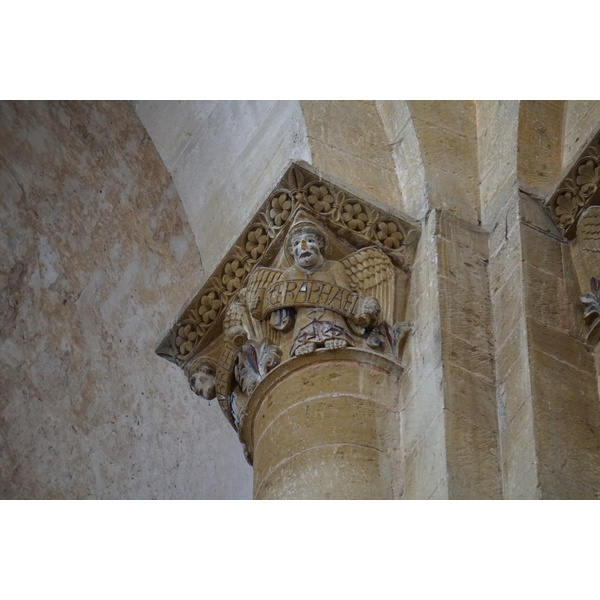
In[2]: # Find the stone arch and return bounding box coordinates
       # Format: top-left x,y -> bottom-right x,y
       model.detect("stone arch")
406,101 -> 480,225
375,101 -> 429,221
517,100 -> 566,195
300,101 -> 408,215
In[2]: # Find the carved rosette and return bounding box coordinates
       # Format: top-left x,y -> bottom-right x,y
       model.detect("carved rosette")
156,162 -> 419,441
546,130 -> 600,239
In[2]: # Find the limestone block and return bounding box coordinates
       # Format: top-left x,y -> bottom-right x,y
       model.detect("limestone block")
244,351 -> 402,500
438,237 -> 490,300
538,467 -> 599,500
523,264 -> 569,330
435,209 -> 488,256
402,415 -> 448,500
412,119 -> 478,173
521,223 -> 564,277
488,192 -> 520,253
563,101 -> 600,168
477,101 -> 519,183
413,122 -> 480,223
500,400 -> 539,499
302,101 -> 393,169
134,101 -> 217,171
505,463 -> 540,500
401,365 -> 444,454
526,318 -> 595,374
253,395 -> 395,490
442,363 -> 497,432
519,192 -> 562,237
528,348 -> 600,499
306,137 -> 402,208
481,176 -> 518,232
400,167 -> 428,221
477,101 -> 519,216
444,410 -> 501,499
439,277 -> 493,356
408,101 -> 477,138
375,100 -> 411,142
441,330 -> 494,382
498,352 -> 532,429
492,276 -> 526,350
517,101 -> 564,189
488,227 -> 522,298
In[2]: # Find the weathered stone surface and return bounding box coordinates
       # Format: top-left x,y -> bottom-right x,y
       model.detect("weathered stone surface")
443,363 -> 497,431
5,100 -> 600,500
441,330 -> 495,382
520,223 -> 564,277
477,100 -> 519,221
492,276 -> 526,350
523,263 -> 569,331
439,278 -> 493,355
402,414 -> 448,500
136,100 -> 312,277
517,100 -> 564,190
445,410 -> 501,499
500,400 -> 539,500
245,351 -> 401,500
438,237 -> 490,299
563,101 -> 600,168
529,349 -> 600,499
0,101 -> 253,499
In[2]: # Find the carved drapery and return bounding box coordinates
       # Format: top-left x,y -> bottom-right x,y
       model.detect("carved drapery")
156,162 -> 419,452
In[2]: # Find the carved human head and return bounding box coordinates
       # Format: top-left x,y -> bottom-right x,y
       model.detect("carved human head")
189,363 -> 216,400
288,224 -> 326,271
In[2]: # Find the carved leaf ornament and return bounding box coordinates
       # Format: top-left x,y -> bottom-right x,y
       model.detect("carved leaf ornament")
157,163 -> 419,367
581,277 -> 600,342
547,131 -> 600,238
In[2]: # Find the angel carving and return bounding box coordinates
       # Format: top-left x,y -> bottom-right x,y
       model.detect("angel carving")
246,219 -> 396,357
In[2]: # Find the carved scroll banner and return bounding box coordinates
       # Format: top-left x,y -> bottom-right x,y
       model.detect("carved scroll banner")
260,280 -> 362,322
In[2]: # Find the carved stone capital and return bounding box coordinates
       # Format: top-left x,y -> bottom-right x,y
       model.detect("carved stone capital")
545,130 -> 600,239
156,162 -> 419,440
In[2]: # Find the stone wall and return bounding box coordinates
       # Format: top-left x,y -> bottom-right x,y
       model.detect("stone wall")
0,101 -> 252,499
3,100 -> 599,499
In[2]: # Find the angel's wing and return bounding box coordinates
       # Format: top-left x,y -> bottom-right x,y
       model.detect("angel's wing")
246,267 -> 283,317
341,247 -> 395,323
244,266 -> 284,345
577,206 -> 600,252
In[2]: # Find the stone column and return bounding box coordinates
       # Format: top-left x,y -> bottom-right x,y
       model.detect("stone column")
240,349 -> 401,500
157,163 -> 419,500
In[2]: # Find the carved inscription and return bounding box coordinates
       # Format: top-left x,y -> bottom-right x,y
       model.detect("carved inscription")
261,280 -> 361,322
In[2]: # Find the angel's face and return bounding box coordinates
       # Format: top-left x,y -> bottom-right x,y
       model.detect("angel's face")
291,230 -> 323,270
190,368 -> 216,400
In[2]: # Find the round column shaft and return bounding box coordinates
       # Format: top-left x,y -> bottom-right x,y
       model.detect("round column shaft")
241,349 -> 401,500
